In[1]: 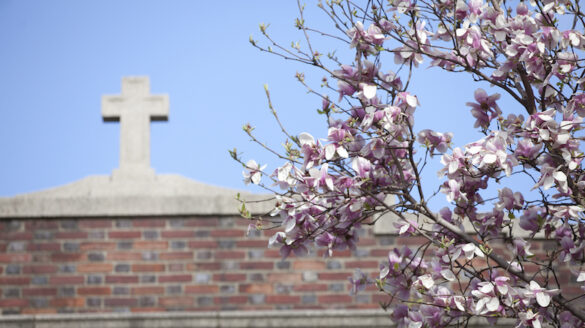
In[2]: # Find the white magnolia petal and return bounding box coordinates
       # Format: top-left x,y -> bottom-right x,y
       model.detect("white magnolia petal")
483,153 -> 497,164
553,171 -> 567,182
441,269 -> 456,281
399,223 -> 410,235
251,172 -> 262,184
325,144 -> 336,160
284,217 -> 296,233
298,132 -> 315,146
406,94 -> 418,107
363,84 -> 377,99
325,177 -> 334,191
475,297 -> 488,314
486,297 -> 500,312
536,292 -> 551,307
419,274 -> 434,289
530,280 -> 541,290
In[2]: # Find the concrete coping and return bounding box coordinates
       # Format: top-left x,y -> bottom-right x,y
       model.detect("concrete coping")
0,174 -> 273,218
0,309 -> 513,328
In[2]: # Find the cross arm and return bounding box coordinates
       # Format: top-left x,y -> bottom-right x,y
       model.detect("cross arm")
101,95 -> 125,122
144,95 -> 169,122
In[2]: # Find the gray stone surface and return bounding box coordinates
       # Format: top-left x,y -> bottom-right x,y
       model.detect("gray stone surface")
372,195 -> 535,238
0,174 -> 272,218
102,76 -> 168,180
0,76 -> 272,219
0,310 -> 514,328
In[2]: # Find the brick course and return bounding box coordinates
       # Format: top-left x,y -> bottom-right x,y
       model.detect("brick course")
0,216 -> 582,315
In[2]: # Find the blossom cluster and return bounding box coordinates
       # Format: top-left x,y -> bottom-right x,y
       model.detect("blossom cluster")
241,0 -> 585,326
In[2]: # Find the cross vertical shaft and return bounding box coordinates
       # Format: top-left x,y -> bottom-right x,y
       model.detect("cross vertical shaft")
102,77 -> 169,179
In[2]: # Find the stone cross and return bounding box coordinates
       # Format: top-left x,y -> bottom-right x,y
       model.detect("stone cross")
102,77 -> 169,179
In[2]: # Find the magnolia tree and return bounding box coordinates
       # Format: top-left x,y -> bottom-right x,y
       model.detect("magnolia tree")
233,0 -> 585,326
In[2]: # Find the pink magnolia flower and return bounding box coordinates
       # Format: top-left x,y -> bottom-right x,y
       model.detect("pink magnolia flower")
498,187 -> 524,210
466,88 -> 502,129
243,160 -> 266,185
471,282 -> 500,314
518,309 -> 542,328
348,269 -> 373,294
524,281 -> 559,307
417,129 -> 453,154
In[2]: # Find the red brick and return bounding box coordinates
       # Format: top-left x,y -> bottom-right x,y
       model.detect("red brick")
104,298 -> 137,307
356,238 -> 376,246
27,242 -> 60,251
264,249 -> 285,258
25,220 -> 59,230
188,262 -> 221,271
132,286 -> 164,295
55,231 -> 88,239
372,294 -> 391,303
210,229 -> 244,238
77,263 -> 113,273
51,252 -> 85,262
50,298 -> 85,307
293,284 -> 328,292
168,263 -> 184,272
267,273 -> 301,283
79,219 -> 112,228
318,272 -> 352,280
159,252 -> 192,260
235,240 -> 267,248
183,218 -> 219,227
239,284 -> 273,294
159,297 -> 193,307
159,274 -> 192,283
0,253 -> 31,263
240,262 -> 274,270
370,249 -> 390,256
22,288 -> 57,296
187,241 -> 218,248
106,275 -> 139,283
0,277 -> 30,285
50,276 -> 84,285
213,273 -> 246,282
318,294 -> 353,303
317,249 -> 351,257
132,264 -> 165,272
133,219 -> 165,228
398,236 -> 429,245
214,296 -> 247,305
293,260 -> 326,270
80,242 -> 115,251
107,252 -> 142,261
78,287 -> 111,295
109,231 -> 141,239
214,251 -> 245,259
345,261 -> 379,269
134,241 -> 168,250
0,299 -> 28,307
185,285 -> 219,294
161,230 -> 194,238
266,295 -> 300,304
0,232 -> 33,240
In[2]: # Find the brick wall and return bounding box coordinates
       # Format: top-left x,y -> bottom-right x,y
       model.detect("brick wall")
0,217 -> 394,315
0,217 -> 582,316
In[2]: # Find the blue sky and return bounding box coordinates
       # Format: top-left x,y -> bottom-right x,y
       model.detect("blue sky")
0,0 -> 527,209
